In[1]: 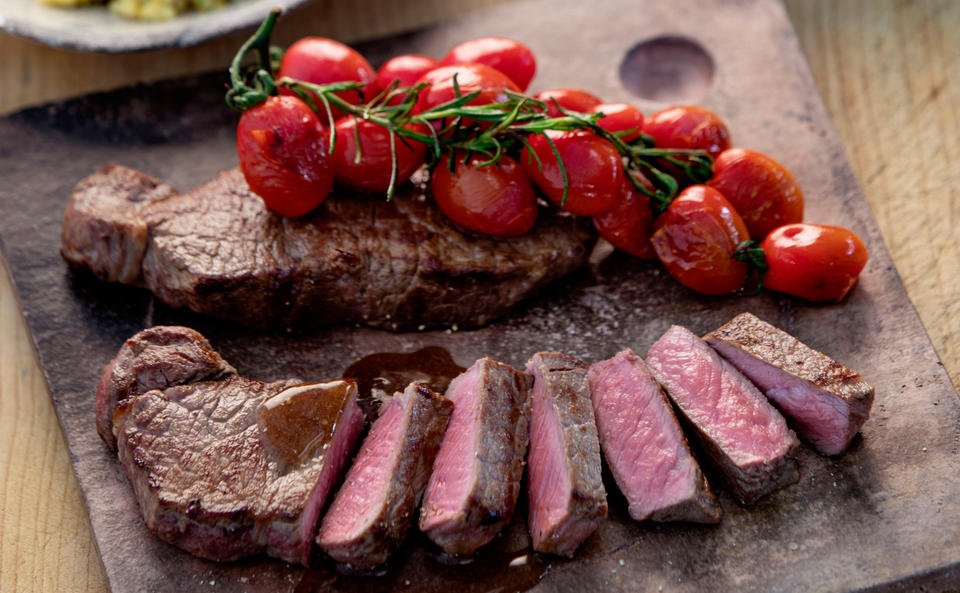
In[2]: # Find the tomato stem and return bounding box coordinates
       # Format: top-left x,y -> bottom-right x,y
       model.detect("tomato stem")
733,240 -> 769,294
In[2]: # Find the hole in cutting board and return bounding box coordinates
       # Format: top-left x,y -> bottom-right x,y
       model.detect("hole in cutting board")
619,36 -> 715,103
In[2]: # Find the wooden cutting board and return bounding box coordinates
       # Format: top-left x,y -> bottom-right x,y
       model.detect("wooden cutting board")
0,0 -> 957,591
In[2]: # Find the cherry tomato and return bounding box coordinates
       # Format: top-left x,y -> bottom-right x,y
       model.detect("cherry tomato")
278,37 -> 376,119
592,172 -> 656,259
415,64 -> 520,129
331,117 -> 426,193
236,96 -> 333,217
644,105 -> 731,158
707,148 -> 804,240
431,153 -> 538,237
440,37 -> 537,91
651,185 -> 750,295
521,130 -> 623,216
761,223 -> 868,302
533,88 -> 602,117
372,54 -> 440,99
591,102 -> 644,142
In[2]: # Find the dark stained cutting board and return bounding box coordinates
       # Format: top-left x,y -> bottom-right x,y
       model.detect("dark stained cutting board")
1,0 -> 958,591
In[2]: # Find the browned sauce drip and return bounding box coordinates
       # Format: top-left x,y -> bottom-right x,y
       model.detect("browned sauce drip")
343,347 -> 466,419
257,380 -> 355,470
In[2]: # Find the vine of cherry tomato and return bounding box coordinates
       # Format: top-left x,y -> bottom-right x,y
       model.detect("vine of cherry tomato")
234,26 -> 870,303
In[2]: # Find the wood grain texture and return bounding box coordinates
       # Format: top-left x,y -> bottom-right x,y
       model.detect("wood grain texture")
0,1 -> 956,592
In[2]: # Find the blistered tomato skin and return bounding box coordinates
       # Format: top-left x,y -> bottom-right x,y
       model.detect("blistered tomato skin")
331,117 -> 426,193
237,96 -> 333,217
533,88 -> 603,117
651,185 -> 750,295
591,103 -> 645,143
520,130 -> 623,216
431,153 -> 538,237
278,37 -> 376,117
414,64 -> 520,128
644,105 -> 731,158
708,148 -> 804,240
592,172 -> 657,259
761,223 -> 869,302
441,37 -> 537,91
373,54 -> 440,98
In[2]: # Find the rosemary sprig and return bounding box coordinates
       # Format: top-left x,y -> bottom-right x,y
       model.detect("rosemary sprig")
226,10 -> 713,207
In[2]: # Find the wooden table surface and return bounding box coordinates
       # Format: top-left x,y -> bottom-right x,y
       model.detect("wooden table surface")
1,1 -> 957,591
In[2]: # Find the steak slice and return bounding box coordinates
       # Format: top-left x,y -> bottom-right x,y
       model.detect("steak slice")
587,349 -> 721,524
96,325 -> 237,450
705,312 -> 875,455
525,352 -> 607,557
646,325 -> 800,504
61,165 -> 597,331
419,358 -> 532,555
318,382 -> 453,570
110,329 -> 364,566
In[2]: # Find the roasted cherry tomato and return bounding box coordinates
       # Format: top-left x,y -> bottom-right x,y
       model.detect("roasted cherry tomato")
761,223 -> 868,302
708,148 -> 804,240
521,130 -> 623,216
372,54 -> 440,99
591,102 -> 644,142
431,153 -> 538,237
440,37 -> 537,92
331,117 -> 426,193
237,96 -> 333,217
415,64 -> 520,128
533,88 -> 602,117
651,185 -> 750,295
592,172 -> 656,259
644,105 -> 731,158
278,37 -> 376,118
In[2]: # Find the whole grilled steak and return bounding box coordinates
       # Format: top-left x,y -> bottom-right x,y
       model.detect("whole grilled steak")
588,349 -> 721,524
646,325 -> 800,504
525,353 -> 607,557
705,313 -> 875,455
419,358 -> 532,555
61,165 -> 596,331
96,325 -> 236,451
318,382 -> 453,570
109,328 -> 364,566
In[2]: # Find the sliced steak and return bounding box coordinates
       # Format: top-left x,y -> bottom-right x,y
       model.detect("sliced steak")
96,325 -> 236,450
646,325 -> 800,504
318,382 -> 453,570
419,358 -> 532,555
62,165 -> 596,331
111,329 -> 364,566
588,349 -> 721,524
705,312 -> 875,455
525,353 -> 607,557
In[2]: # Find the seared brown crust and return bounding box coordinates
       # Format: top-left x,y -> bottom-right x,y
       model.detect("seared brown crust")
96,325 -> 236,450
61,164 -> 177,284
61,165 -> 597,331
705,312 -> 875,435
